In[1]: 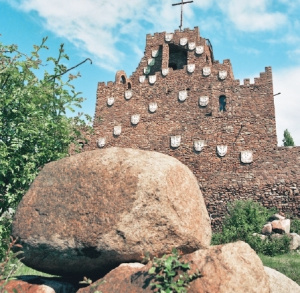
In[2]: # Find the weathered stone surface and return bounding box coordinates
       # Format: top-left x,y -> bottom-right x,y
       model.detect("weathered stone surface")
289,233 -> 300,250
77,263 -> 149,293
271,219 -> 290,234
78,241 -> 270,293
0,276 -> 77,293
12,147 -> 211,277
264,266 -> 300,293
262,222 -> 272,235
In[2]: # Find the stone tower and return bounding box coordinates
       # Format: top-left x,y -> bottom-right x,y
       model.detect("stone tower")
86,27 -> 300,227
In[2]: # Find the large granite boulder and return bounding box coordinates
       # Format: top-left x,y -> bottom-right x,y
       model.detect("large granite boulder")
78,241 -> 270,293
12,147 -> 211,277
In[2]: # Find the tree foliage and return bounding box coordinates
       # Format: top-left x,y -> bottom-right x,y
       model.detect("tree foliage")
282,129 -> 295,146
0,37 -> 92,259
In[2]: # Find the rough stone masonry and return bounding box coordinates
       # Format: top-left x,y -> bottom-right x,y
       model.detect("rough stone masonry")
82,27 -> 300,228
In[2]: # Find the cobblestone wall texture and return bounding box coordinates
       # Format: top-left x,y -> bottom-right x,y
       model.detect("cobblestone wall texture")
83,27 -> 300,229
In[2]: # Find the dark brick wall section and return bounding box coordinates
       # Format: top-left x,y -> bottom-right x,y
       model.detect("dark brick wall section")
83,27 -> 300,229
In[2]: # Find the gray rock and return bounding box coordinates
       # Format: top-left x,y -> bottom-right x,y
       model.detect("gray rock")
264,266 -> 300,293
289,233 -> 300,250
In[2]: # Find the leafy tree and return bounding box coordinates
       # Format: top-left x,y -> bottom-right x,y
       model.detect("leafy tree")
0,37 -> 92,259
282,129 -> 295,146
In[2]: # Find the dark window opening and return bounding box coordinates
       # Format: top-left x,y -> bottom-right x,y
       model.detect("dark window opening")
127,82 -> 132,89
169,63 -> 177,70
219,95 -> 227,112
120,75 -> 126,84
149,45 -> 163,75
168,44 -> 187,70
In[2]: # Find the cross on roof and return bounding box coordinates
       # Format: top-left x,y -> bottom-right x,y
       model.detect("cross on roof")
172,0 -> 194,31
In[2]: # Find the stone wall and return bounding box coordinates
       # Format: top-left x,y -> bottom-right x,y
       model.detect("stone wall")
83,27 -> 300,229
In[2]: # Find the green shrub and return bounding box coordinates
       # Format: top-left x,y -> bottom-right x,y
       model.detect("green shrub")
211,200 -> 290,256
148,248 -> 201,293
0,209 -> 14,260
248,234 -> 291,256
212,200 -> 275,245
291,219 -> 300,234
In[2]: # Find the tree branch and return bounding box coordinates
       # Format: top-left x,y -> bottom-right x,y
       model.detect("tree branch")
47,58 -> 92,81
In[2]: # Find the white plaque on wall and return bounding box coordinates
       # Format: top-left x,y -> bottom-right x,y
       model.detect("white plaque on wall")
148,58 -> 155,66
113,126 -> 122,136
195,46 -> 204,55
187,64 -> 195,73
144,67 -> 150,75
131,114 -> 140,125
152,50 -> 159,57
171,136 -> 181,148
178,90 -> 187,102
203,67 -> 211,76
194,140 -> 205,152
107,97 -> 115,106
180,38 -> 188,46
188,42 -> 196,50
97,137 -> 106,148
217,145 -> 227,157
199,96 -> 209,107
124,90 -> 132,100
149,75 -> 156,84
219,70 -> 227,80
139,75 -> 145,83
165,33 -> 173,42
149,102 -> 158,113
162,68 -> 169,76
241,151 -> 253,163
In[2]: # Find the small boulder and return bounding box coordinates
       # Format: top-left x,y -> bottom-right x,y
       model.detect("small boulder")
289,233 -> 300,250
262,222 -> 272,235
78,241 -> 270,293
264,266 -> 300,293
271,219 -> 290,234
12,148 -> 211,277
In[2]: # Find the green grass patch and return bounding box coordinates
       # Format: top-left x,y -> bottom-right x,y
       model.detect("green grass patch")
13,263 -> 57,278
259,252 -> 300,285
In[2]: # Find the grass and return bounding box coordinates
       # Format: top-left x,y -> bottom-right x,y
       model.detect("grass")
259,251 -> 300,285
12,263 -> 57,278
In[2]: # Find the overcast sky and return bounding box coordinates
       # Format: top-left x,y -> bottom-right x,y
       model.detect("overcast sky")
1,0 -> 299,145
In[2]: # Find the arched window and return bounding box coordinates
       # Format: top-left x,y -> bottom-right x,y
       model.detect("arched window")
120,75 -> 126,84
127,82 -> 132,89
219,95 -> 226,112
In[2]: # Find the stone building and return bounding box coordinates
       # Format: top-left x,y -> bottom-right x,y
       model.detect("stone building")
85,27 -> 300,227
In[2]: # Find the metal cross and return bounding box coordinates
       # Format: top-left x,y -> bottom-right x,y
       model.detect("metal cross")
172,0 -> 194,31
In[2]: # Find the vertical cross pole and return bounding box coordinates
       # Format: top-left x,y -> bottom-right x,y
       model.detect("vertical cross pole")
172,0 -> 194,31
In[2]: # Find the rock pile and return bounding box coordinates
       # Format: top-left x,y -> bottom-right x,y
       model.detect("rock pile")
2,148 -> 299,292
262,214 -> 290,235
255,213 -> 300,250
